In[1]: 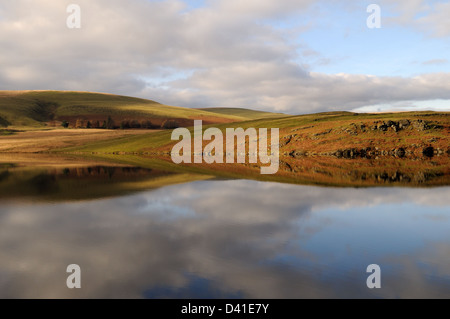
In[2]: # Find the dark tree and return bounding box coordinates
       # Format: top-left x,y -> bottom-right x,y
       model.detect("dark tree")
141,120 -> 152,129
161,119 -> 179,129
105,116 -> 115,129
120,120 -> 130,129
130,120 -> 141,129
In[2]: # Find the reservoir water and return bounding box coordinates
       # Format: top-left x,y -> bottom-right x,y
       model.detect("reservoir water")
0,166 -> 448,298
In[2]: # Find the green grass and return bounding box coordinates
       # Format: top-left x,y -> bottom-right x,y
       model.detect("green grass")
0,129 -> 16,136
60,130 -> 172,153
62,110 -> 450,155
0,90 -> 246,127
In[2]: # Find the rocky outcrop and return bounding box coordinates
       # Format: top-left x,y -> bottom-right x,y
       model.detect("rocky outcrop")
368,119 -> 440,132
412,119 -> 429,131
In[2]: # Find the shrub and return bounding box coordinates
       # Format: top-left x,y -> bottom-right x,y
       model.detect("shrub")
130,120 -> 141,128
0,116 -> 11,128
141,120 -> 152,129
121,120 -> 131,129
105,116 -> 115,129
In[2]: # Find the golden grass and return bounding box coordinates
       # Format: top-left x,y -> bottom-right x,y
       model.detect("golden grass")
0,129 -> 155,153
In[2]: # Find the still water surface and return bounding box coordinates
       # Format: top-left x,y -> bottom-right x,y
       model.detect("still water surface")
0,171 -> 449,298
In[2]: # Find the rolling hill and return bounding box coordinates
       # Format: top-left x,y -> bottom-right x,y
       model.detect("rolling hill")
0,90 -> 280,129
59,110 -> 449,187
0,90 -> 447,187
64,110 -> 450,157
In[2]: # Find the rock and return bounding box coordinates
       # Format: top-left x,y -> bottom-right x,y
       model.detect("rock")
398,119 -> 410,128
313,129 -> 332,137
423,146 -> 434,157
413,119 -> 429,131
359,148 -> 368,157
342,148 -> 359,159
395,148 -> 406,158
289,150 -> 306,158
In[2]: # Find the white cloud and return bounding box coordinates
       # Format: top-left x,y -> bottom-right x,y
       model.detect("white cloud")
146,69 -> 450,113
422,59 -> 448,65
0,0 -> 449,113
417,2 -> 450,37
216,0 -> 315,19
381,0 -> 450,37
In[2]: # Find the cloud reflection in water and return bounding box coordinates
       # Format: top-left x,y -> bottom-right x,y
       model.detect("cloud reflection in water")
0,180 -> 449,298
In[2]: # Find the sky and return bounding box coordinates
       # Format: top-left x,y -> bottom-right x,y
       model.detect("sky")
0,0 -> 449,114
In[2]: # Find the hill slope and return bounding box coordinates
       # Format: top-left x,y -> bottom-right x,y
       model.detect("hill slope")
60,110 -> 450,187
197,107 -> 287,120
63,110 -> 450,156
0,90 -> 246,128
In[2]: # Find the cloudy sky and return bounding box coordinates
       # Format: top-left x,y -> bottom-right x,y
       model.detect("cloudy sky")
1,0 -> 450,114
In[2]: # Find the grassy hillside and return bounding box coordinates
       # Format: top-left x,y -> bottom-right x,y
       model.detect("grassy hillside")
58,110 -> 449,187
63,111 -> 450,157
0,90 -> 447,187
197,107 -> 287,120
0,90 -> 246,128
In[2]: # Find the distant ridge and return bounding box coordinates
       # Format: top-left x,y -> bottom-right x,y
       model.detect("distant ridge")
197,107 -> 287,120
